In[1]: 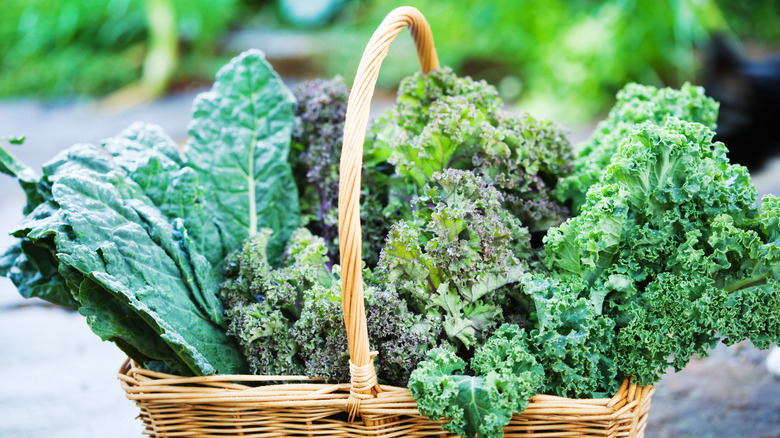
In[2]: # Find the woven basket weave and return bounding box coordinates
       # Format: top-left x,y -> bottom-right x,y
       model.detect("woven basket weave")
119,6 -> 654,437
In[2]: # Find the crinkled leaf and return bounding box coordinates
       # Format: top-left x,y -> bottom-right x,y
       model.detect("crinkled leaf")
102,123 -> 226,269
77,277 -> 186,373
50,165 -> 245,375
185,49 -> 299,265
410,333 -> 543,438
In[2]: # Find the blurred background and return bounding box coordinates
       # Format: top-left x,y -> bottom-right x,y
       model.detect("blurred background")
2,0 -> 780,166
1,1 -> 779,437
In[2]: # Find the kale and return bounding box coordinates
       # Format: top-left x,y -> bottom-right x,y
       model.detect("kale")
519,274 -> 618,398
220,227 -> 435,385
366,67 -> 574,256
472,111 -> 573,231
556,82 -> 719,214
545,117 -> 780,385
409,325 -> 544,438
1,142 -> 248,376
290,77 -> 348,261
378,169 -> 531,351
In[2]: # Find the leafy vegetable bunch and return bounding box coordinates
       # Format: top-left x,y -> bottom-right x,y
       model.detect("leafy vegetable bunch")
408,83 -> 780,438
365,68 -> 577,368
0,50 -> 300,376
222,67 -> 575,386
220,227 -> 437,386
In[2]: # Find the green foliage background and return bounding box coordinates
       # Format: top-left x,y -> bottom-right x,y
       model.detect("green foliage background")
0,0 -> 778,119
318,0 -> 772,121
0,0 -> 239,97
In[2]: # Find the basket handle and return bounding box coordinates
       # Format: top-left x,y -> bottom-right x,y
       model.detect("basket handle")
338,6 -> 439,419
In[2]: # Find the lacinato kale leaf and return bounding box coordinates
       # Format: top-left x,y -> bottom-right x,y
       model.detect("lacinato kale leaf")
0,136 -> 44,214
186,49 -> 300,266
101,123 -> 225,269
48,152 -> 244,374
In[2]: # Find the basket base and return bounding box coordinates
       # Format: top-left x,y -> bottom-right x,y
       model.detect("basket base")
120,360 -> 653,438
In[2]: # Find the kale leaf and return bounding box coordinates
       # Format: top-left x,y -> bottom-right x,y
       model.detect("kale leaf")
409,325 -> 543,438
220,227 -> 434,385
556,82 -> 719,214
378,169 -> 531,350
186,49 -> 300,267
3,143 -> 246,375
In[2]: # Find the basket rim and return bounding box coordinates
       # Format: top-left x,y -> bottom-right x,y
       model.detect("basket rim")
119,357 -> 654,410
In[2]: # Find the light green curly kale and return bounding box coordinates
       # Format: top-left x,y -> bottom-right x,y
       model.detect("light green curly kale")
545,117 -> 780,385
556,82 -> 719,213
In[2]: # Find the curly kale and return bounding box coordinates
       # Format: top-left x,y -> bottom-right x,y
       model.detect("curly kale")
365,286 -> 440,386
290,77 -> 348,260
408,273 -> 623,438
400,82 -> 778,437
556,82 -> 719,213
472,111 -> 573,231
409,325 -> 543,438
518,274 -> 618,398
378,169 -> 531,351
220,228 -> 314,376
544,118 -> 780,385
366,67 -> 574,249
220,227 -> 436,384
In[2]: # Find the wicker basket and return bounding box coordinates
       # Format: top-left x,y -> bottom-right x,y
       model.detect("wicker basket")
118,6 -> 654,437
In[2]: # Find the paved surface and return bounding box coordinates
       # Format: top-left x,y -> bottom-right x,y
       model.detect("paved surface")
0,93 -> 779,437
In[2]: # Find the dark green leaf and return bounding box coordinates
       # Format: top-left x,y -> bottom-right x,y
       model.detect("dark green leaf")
186,49 -> 299,265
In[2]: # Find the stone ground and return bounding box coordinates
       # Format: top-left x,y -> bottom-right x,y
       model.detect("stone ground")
1,90 -> 779,438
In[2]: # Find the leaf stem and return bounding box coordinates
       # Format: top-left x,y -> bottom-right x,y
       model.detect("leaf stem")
724,272 -> 769,293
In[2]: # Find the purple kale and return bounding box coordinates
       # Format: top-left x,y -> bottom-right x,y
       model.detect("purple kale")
291,77 -> 348,260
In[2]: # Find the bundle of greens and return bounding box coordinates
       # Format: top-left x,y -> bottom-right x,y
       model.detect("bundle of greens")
219,227 -> 437,386
3,47 -> 779,438
284,67 -> 574,267
210,67 -> 577,387
0,49 -> 300,375
407,84 -> 780,438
